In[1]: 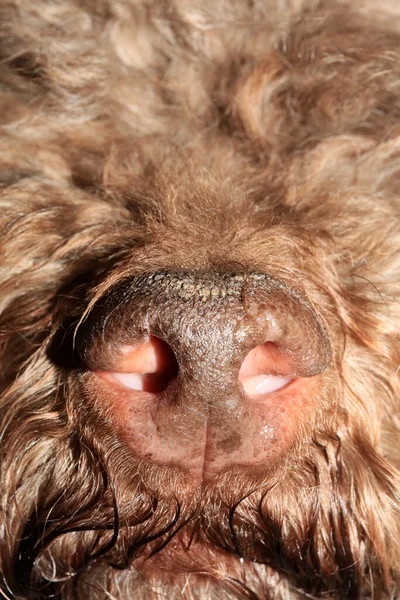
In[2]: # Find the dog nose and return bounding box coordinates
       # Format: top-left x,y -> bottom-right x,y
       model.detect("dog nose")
81,271 -> 331,479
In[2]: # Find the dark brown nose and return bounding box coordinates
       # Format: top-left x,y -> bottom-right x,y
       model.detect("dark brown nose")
79,270 -> 331,479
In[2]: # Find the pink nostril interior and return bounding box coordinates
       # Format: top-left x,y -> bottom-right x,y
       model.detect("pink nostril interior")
108,336 -> 178,393
239,342 -> 293,397
103,340 -> 294,397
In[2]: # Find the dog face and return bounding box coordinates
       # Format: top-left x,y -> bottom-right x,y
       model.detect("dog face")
0,1 -> 399,599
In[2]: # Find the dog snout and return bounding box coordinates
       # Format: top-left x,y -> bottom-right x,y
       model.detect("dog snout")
79,270 -> 331,479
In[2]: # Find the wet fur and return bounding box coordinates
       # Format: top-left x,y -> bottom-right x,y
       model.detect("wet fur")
0,0 -> 399,599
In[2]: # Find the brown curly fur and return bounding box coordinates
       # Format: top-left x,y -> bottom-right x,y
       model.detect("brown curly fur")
0,0 -> 399,599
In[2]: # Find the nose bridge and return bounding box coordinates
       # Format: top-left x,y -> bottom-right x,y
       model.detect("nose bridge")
164,315 -> 242,422
147,272 -> 250,397
170,311 -> 238,371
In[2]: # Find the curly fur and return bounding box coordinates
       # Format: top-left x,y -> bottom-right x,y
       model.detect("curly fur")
0,0 -> 399,599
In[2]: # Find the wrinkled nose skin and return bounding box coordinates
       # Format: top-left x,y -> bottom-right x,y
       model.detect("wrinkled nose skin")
80,271 -> 331,480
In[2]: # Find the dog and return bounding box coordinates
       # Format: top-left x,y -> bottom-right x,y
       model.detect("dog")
0,0 -> 399,598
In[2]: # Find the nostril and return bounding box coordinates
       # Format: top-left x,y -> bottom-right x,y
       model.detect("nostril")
104,336 -> 178,394
240,374 -> 293,396
238,342 -> 294,397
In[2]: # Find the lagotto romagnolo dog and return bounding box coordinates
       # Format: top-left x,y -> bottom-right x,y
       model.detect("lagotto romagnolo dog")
0,0 -> 399,599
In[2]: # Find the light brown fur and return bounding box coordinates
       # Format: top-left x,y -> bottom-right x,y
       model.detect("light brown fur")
0,1 -> 399,599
